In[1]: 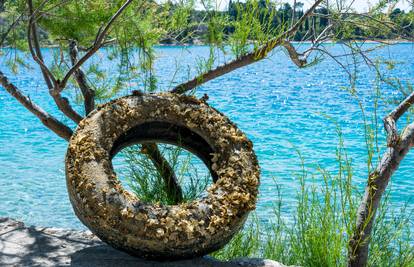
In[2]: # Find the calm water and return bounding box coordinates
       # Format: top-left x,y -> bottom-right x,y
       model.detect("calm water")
1,44 -> 414,229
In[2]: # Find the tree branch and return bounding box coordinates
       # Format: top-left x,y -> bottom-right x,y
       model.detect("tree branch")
170,0 -> 324,94
0,71 -> 73,141
27,0 -> 56,89
39,0 -> 182,204
59,0 -> 134,90
388,90 -> 414,121
27,0 -> 83,124
281,41 -> 308,67
281,21 -> 334,67
69,40 -> 95,115
383,91 -> 414,147
168,0 -> 324,202
4,0 -> 184,205
348,92 -> 414,266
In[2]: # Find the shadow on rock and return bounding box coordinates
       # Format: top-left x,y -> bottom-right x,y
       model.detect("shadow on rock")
1,218 -> 288,267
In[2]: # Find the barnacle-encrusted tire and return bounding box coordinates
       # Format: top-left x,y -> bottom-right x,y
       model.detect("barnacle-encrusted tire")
65,93 -> 260,260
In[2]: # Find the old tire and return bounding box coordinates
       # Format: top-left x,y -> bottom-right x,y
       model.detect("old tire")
65,93 -> 260,260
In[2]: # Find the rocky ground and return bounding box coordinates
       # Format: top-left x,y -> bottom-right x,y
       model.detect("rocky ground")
0,218 -> 291,267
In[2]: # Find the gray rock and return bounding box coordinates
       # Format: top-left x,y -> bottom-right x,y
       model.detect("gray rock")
0,218 -> 292,267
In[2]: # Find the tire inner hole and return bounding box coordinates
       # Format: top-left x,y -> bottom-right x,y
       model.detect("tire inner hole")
110,121 -> 217,204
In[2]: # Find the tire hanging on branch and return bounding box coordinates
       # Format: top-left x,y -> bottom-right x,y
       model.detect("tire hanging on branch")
65,93 -> 260,260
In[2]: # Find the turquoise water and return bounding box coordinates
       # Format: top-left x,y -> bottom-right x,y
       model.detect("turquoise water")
1,44 -> 414,229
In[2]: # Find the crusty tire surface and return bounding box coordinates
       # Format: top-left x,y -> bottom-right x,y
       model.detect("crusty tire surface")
65,93 -> 260,260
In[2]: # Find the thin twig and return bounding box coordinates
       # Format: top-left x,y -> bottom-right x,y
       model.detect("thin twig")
59,0 -> 134,90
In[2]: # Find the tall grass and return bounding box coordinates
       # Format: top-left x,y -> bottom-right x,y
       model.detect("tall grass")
118,143 -> 211,205
212,127 -> 414,266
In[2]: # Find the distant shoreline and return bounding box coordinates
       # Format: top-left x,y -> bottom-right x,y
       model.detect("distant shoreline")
1,39 -> 414,49
288,39 -> 414,45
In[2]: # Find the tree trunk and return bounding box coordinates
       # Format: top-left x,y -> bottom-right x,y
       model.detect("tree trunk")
349,122 -> 414,266
141,143 -> 184,203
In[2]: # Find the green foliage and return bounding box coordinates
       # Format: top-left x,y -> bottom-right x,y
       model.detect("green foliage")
228,0 -> 281,57
167,0 -> 194,31
213,179 -> 414,266
116,143 -> 211,205
39,1 -> 116,45
207,14 -> 227,46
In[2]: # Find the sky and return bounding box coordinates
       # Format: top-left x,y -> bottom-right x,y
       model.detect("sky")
211,0 -> 413,12
285,0 -> 413,12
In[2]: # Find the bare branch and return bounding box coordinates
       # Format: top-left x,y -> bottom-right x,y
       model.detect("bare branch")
27,0 -> 83,124
383,91 -> 414,147
27,27 -> 56,88
383,116 -> 399,147
281,41 -> 308,67
283,24 -> 335,68
27,0 -> 57,89
389,91 -> 414,121
281,29 -> 334,68
49,92 -> 83,123
312,47 -> 354,79
69,41 -> 95,115
0,71 -> 73,141
170,0 -> 324,94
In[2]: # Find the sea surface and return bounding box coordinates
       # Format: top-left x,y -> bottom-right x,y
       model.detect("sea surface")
1,44 -> 414,229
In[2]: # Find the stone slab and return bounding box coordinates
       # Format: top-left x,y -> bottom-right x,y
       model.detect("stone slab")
0,218 -> 290,267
